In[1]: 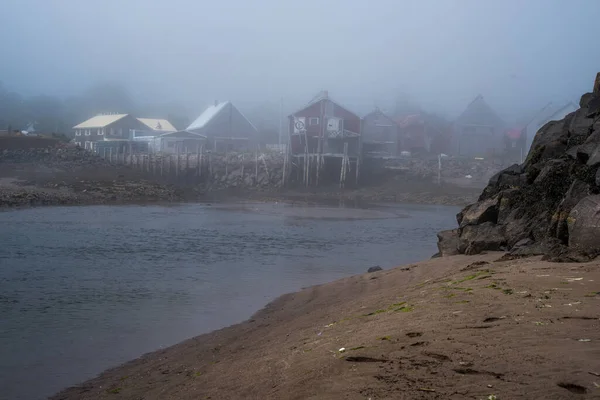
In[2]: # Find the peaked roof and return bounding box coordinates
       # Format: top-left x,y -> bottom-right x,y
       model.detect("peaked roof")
363,108 -> 396,122
455,95 -> 505,128
395,114 -> 424,128
137,118 -> 176,132
73,114 -> 128,129
187,102 -> 230,130
187,101 -> 258,133
290,91 -> 360,118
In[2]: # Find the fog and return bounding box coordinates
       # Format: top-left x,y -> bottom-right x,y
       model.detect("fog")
2,0 -> 600,122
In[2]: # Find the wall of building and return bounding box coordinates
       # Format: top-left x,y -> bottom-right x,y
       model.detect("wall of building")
73,116 -> 147,149
197,104 -> 258,143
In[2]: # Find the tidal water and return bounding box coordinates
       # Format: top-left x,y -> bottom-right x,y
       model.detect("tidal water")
0,202 -> 458,400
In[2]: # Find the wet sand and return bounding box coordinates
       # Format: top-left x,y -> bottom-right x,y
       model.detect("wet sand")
51,254 -> 600,400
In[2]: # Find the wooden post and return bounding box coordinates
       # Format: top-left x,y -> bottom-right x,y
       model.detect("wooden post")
196,144 -> 200,177
262,154 -> 270,181
437,154 -> 442,185
255,150 -> 259,181
109,147 -> 113,163
282,148 -> 287,187
241,153 -> 245,180
199,145 -> 204,178
340,142 -> 348,188
102,147 -> 106,159
355,154 -> 360,184
186,152 -> 190,176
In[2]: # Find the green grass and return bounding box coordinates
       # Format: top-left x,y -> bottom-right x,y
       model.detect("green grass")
502,289 -> 514,295
107,388 -> 122,394
394,305 -> 414,312
378,336 -> 391,341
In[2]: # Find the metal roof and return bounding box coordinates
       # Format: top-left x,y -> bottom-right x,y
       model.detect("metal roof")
73,114 -> 128,129
187,102 -> 230,130
137,118 -> 176,132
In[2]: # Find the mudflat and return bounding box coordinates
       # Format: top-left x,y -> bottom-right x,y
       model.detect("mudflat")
52,254 -> 600,400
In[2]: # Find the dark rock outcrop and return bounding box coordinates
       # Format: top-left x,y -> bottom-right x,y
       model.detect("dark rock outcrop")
438,77 -> 600,261
367,266 -> 383,273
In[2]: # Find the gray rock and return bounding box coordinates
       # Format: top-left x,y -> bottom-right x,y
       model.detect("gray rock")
458,222 -> 507,255
367,266 -> 383,273
568,195 -> 600,253
457,196 -> 499,228
436,229 -> 460,256
550,180 -> 591,243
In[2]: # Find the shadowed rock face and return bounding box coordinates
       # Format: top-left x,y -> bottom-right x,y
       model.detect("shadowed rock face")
437,78 -> 600,261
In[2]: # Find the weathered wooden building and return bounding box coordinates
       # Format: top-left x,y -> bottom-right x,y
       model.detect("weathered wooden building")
361,109 -> 401,158
187,101 -> 258,152
288,91 -> 362,186
453,95 -> 506,157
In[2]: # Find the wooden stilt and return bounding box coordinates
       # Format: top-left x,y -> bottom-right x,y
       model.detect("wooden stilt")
241,153 -> 245,180
255,150 -> 259,182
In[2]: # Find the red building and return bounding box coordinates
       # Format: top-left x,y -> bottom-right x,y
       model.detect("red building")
288,91 -> 361,156
395,114 -> 428,153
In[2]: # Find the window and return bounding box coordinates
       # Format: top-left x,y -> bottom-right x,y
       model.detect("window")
98,128 -> 104,135
75,130 -> 81,136
309,117 -> 319,126
85,141 -> 92,149
75,141 -> 81,147
85,129 -> 91,136
109,128 -> 115,136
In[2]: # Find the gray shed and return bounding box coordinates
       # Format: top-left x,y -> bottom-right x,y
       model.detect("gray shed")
187,101 -> 258,152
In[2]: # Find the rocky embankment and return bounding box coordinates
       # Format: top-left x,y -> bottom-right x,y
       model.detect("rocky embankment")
438,77 -> 600,261
0,147 -> 182,207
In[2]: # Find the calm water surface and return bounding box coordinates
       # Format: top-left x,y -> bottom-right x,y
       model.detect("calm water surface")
0,202 -> 458,400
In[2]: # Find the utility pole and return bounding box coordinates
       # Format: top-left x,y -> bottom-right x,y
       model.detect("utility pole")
279,97 -> 283,147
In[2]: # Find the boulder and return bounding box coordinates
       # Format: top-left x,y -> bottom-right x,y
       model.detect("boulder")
550,180 -> 591,243
458,222 -> 507,255
457,196 -> 499,228
367,266 -> 383,273
436,229 -> 460,256
567,195 -> 600,253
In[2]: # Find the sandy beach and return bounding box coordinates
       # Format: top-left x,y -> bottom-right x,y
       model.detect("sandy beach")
51,253 -> 600,400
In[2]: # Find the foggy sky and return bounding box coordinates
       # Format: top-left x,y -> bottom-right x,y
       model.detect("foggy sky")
2,0 -> 600,121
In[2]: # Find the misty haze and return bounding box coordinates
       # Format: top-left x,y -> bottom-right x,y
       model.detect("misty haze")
1,1 -> 600,399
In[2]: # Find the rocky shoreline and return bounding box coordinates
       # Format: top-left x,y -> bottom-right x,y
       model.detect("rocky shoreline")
0,147 -> 482,209
437,80 -> 600,262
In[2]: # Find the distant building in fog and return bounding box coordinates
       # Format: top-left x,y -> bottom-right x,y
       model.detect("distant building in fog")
72,114 -> 147,150
186,101 -> 258,152
453,95 -> 506,157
